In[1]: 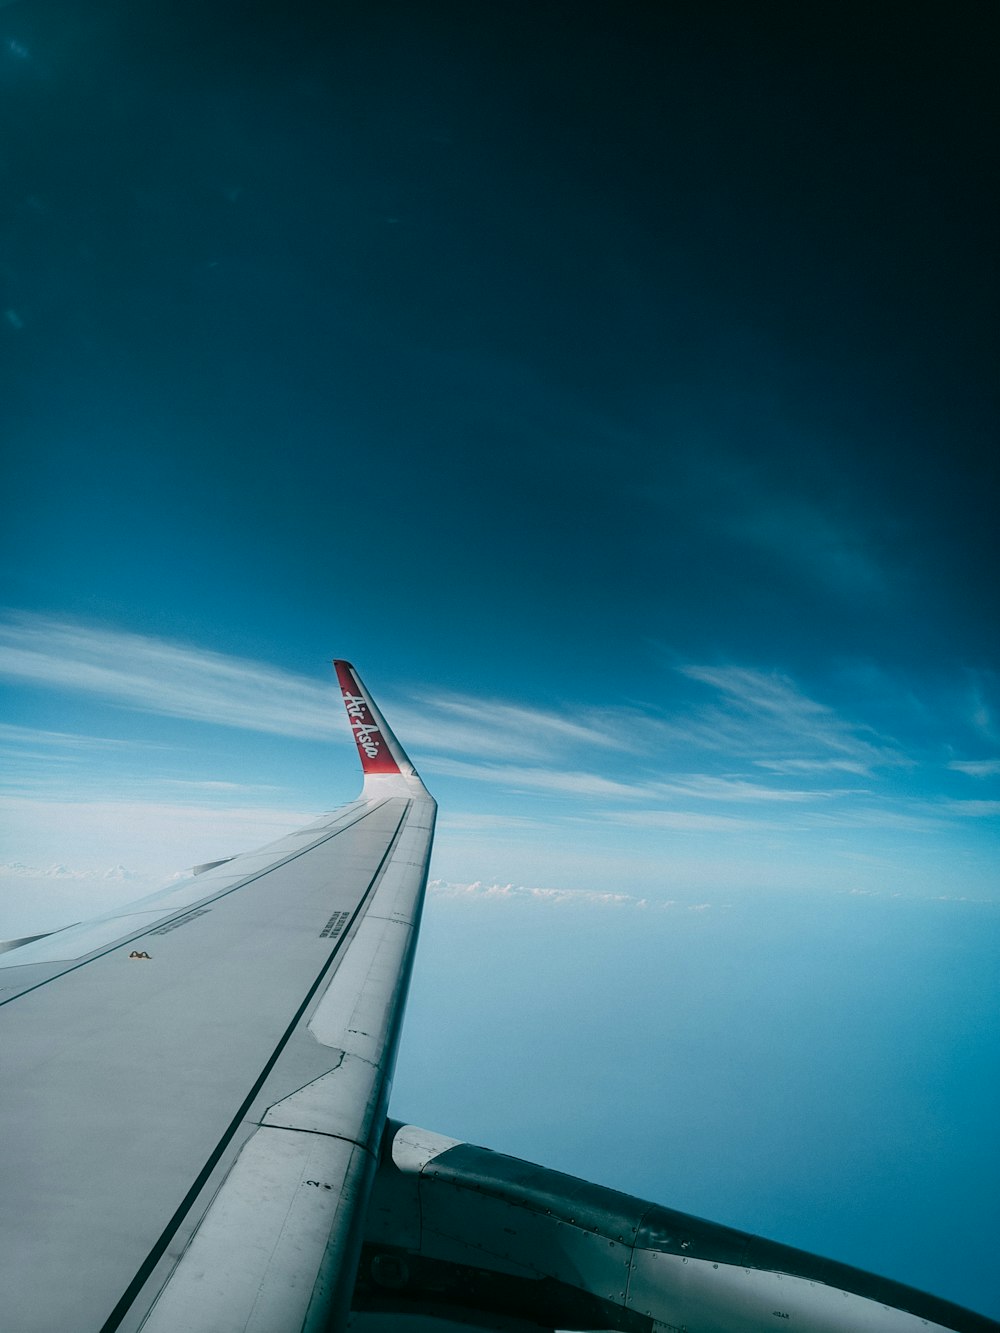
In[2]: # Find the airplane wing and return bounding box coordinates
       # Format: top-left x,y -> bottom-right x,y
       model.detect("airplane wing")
2,663 -> 996,1333
0,661 -> 435,1333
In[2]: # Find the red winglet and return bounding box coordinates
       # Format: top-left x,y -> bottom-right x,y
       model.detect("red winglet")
333,660 -> 402,775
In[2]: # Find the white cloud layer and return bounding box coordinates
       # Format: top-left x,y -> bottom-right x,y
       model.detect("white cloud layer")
427,879 -> 703,911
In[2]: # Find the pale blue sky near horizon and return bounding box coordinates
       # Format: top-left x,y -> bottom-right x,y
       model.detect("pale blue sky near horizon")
1,0 -> 998,1320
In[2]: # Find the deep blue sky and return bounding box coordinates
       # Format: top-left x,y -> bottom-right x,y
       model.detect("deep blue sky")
1,0 -> 998,1318
3,0 -> 998,681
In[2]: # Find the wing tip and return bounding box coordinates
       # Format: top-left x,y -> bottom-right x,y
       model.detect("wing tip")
333,659 -> 425,786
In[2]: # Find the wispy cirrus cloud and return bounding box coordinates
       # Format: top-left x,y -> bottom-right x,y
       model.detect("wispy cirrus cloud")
0,613 -> 345,740
948,759 -> 1000,778
385,680 -> 672,763
786,805 -> 949,833
0,723 -> 137,751
437,812 -> 550,832
0,723 -> 169,776
409,693 -> 632,754
592,808 -> 782,833
0,617 -> 381,758
421,755 -> 647,799
0,613 -> 639,766
157,778 -> 276,792
754,757 -> 872,776
0,614 -> 886,768
941,799 -> 1000,818
4,614 -> 993,856
652,773 -> 859,803
673,664 -> 902,774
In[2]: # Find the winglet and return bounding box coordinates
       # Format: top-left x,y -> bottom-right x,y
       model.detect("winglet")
333,660 -> 418,783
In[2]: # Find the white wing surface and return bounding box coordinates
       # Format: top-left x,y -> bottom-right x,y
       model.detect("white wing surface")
0,661 -> 435,1333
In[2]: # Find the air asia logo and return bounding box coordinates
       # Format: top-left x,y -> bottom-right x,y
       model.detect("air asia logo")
342,691 -> 383,758
334,661 -> 401,774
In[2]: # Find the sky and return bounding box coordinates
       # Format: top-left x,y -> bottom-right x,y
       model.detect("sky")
1,0 -> 998,1319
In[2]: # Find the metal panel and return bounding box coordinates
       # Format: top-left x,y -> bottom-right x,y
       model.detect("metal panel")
309,914 -> 415,1063
263,1052 -> 382,1149
141,1127 -> 374,1333
627,1249 -> 970,1333
391,1125 -> 463,1174
422,1143 -> 647,1244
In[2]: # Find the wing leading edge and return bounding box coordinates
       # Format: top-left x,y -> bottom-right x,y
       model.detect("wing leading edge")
0,662 -> 435,1333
